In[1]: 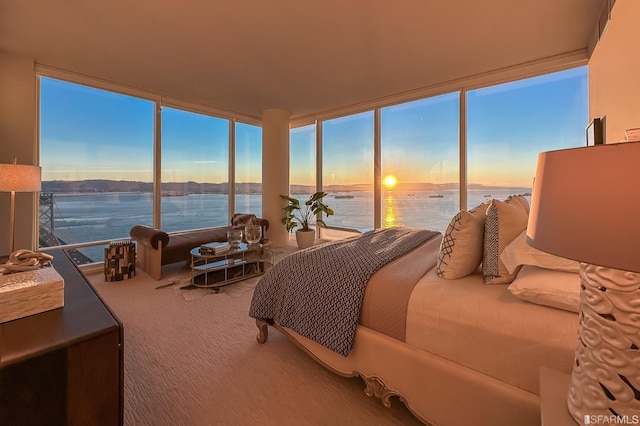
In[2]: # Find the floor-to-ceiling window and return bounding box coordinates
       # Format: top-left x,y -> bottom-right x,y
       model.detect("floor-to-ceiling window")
322,111 -> 374,232
39,76 -> 154,262
380,93 -> 460,231
38,75 -> 257,265
290,65 -> 588,234
39,65 -> 588,264
466,67 -> 588,209
234,122 -> 262,216
290,123 -> 317,197
161,106 -> 230,233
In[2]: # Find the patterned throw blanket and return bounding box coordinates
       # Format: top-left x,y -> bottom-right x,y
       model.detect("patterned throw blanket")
249,227 -> 440,356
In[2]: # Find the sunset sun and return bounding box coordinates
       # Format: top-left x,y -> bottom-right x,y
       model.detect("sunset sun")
383,175 -> 397,189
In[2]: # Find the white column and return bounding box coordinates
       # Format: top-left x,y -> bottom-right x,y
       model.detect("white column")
261,108 -> 290,246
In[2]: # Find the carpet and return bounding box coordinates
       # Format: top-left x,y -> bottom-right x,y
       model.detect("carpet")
86,242 -> 422,426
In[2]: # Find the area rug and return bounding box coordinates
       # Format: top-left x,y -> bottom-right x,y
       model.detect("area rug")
155,272 -> 262,301
155,245 -> 297,302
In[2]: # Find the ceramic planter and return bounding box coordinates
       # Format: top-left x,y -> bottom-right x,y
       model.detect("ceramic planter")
295,229 -> 315,249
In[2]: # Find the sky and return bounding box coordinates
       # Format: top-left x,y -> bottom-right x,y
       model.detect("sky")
292,67 -> 587,188
40,66 -> 588,188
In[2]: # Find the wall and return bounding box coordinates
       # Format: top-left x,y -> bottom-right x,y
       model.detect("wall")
0,51 -> 38,256
589,0 -> 640,143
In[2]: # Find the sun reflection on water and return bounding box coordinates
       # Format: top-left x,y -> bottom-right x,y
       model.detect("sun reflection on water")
383,191 -> 398,228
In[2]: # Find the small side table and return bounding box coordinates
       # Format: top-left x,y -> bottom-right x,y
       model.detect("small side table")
104,240 -> 136,281
540,367 -> 578,426
190,243 -> 273,288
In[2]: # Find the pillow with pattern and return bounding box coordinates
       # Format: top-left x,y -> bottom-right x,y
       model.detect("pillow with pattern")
482,197 -> 529,285
436,202 -> 489,279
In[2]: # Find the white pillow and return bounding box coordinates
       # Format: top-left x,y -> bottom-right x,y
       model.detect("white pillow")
500,230 -> 580,274
436,202 -> 488,279
482,197 -> 529,284
507,265 -> 580,313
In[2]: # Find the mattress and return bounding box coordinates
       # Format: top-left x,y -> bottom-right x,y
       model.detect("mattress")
406,267 -> 579,394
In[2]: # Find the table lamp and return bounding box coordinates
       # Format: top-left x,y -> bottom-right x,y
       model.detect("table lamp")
526,141 -> 640,423
0,159 -> 42,254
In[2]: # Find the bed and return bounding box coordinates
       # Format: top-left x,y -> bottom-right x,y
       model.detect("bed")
249,196 -> 581,426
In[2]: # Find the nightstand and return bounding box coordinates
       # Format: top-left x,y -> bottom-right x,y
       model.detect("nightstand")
540,367 -> 579,426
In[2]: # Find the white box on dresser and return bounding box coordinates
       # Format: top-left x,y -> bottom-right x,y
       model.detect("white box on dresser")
0,267 -> 64,323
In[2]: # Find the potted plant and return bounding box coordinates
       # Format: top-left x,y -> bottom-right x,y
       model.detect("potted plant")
280,191 -> 334,249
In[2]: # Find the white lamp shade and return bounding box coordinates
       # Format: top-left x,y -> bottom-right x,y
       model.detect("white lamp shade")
526,141 -> 640,273
0,163 -> 42,192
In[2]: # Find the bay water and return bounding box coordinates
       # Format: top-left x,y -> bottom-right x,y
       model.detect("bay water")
44,187 -> 529,262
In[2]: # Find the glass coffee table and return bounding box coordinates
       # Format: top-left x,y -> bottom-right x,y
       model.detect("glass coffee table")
190,242 -> 273,288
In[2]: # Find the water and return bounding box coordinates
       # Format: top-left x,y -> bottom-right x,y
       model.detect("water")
47,193 -> 231,243
42,187 -> 529,262
298,187 -> 529,232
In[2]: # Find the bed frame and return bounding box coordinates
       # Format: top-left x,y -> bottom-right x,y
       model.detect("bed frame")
256,319 -> 541,426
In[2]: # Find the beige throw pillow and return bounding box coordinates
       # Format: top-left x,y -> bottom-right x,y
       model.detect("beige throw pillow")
506,194 -> 530,214
500,229 -> 580,274
482,198 -> 529,284
436,202 -> 488,279
508,265 -> 580,313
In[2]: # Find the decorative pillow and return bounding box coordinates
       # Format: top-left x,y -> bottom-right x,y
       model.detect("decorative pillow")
500,230 -> 580,274
482,198 -> 529,284
231,213 -> 257,227
507,265 -> 580,313
504,194 -> 530,215
436,202 -> 488,279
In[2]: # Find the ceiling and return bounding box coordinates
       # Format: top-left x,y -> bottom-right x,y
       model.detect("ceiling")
0,0 -> 606,120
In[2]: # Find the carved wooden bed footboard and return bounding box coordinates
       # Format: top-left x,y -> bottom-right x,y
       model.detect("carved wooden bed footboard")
255,319 -> 410,418
254,318 -> 540,426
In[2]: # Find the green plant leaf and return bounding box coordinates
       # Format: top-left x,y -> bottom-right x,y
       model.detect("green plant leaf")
280,191 -> 334,233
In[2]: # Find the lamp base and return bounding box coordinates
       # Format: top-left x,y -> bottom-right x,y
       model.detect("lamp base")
567,263 -> 640,424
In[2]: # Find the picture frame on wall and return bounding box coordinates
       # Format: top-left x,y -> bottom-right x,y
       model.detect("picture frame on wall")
586,117 -> 604,146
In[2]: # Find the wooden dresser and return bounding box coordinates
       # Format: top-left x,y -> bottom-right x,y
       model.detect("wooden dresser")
0,249 -> 124,425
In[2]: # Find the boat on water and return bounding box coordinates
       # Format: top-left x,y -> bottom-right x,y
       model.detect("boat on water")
162,191 -> 189,197
428,194 -> 444,198
335,194 -> 354,199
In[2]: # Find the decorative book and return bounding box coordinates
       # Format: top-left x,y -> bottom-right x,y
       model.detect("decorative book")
0,266 -> 64,323
199,242 -> 230,255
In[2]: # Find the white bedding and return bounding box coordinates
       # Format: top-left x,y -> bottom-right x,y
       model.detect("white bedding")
255,230 -> 581,424
406,267 -> 579,394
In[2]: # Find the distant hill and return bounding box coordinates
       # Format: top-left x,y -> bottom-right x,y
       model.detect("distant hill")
42,180 -> 231,194
41,180 -> 527,194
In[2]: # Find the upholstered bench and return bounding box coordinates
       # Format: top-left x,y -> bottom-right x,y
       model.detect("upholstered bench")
130,213 -> 269,280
